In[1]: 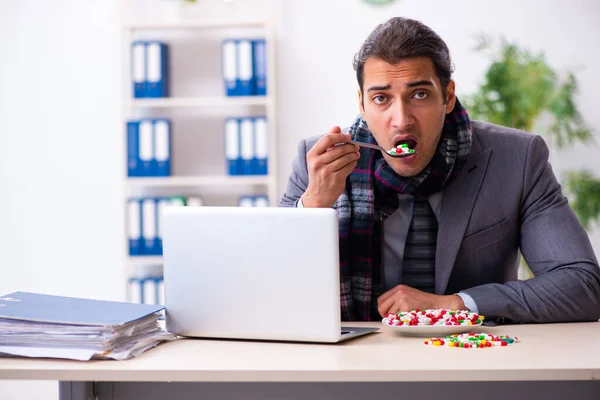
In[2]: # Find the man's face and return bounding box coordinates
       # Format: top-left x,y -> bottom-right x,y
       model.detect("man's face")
358,57 -> 456,177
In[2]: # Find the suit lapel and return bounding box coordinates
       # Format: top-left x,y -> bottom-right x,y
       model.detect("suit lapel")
435,134 -> 491,294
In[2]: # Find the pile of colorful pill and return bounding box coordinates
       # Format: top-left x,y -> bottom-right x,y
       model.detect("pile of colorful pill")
388,143 -> 415,155
383,309 -> 484,326
424,333 -> 518,348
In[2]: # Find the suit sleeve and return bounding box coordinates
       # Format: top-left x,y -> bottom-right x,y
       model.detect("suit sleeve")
279,139 -> 309,207
463,135 -> 600,323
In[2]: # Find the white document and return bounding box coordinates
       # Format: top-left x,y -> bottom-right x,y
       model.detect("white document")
0,292 -> 175,361
0,346 -> 97,361
0,331 -> 176,361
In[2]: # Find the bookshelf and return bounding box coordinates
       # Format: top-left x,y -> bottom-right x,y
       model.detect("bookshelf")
127,256 -> 163,267
125,175 -> 272,188
130,95 -> 272,108
124,21 -> 268,30
121,0 -> 278,301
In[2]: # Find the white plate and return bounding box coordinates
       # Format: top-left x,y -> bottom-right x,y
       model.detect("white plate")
382,321 -> 483,337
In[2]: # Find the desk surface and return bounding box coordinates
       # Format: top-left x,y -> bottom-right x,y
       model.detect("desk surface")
1,322 -> 599,382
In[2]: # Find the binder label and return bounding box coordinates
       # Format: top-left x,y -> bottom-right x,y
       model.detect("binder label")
142,198 -> 157,254
253,39 -> 267,95
225,119 -> 240,159
254,196 -> 269,207
255,117 -> 268,159
154,120 -> 169,162
238,40 -> 253,81
222,41 -> 237,83
156,198 -> 170,241
147,43 -> 162,83
132,43 -> 145,83
240,118 -> 254,161
128,200 -> 141,239
238,196 -> 254,207
139,120 -> 153,175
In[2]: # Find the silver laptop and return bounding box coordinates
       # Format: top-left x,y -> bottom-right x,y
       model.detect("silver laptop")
161,206 -> 378,343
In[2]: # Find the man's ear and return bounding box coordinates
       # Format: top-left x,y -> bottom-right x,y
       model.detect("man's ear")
358,88 -> 365,117
445,80 -> 457,113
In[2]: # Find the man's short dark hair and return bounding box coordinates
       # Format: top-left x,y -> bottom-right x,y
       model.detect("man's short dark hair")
353,17 -> 454,102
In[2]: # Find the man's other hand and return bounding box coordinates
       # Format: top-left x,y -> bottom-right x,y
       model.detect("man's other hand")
301,126 -> 360,208
377,285 -> 467,317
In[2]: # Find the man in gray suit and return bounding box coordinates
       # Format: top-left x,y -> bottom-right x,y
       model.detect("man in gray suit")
279,17 -> 600,324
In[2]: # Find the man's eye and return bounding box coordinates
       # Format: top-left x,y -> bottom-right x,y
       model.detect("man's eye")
373,95 -> 387,104
413,91 -> 428,100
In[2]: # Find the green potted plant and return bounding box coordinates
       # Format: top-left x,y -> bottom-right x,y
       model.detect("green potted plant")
464,35 -> 600,278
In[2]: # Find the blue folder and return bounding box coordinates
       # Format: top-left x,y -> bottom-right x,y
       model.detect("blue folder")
0,292 -> 163,326
222,39 -> 238,96
126,121 -> 140,177
142,197 -> 160,256
236,39 -> 255,96
139,119 -> 154,176
131,41 -> 146,98
239,117 -> 254,175
153,119 -> 171,177
224,118 -> 242,175
128,198 -> 143,256
253,116 -> 268,175
252,39 -> 267,96
145,41 -> 169,98
156,197 -> 170,255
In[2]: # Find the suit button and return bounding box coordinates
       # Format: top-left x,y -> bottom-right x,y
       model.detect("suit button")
496,316 -> 505,324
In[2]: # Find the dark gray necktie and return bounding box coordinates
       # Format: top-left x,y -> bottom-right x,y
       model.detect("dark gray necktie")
402,195 -> 437,293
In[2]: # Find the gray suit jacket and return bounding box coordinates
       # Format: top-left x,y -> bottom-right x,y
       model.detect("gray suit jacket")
280,121 -> 600,323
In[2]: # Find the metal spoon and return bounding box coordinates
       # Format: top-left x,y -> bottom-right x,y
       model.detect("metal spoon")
348,140 -> 417,158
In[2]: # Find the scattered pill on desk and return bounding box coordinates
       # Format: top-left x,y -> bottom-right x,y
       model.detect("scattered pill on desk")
382,309 -> 484,326
424,333 -> 519,348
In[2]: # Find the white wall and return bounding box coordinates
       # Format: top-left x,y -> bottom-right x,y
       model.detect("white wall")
0,0 -> 124,300
275,0 -> 600,248
0,0 -> 599,399
0,0 -> 122,399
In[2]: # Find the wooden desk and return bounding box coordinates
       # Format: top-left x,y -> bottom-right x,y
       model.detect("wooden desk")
1,322 -> 600,400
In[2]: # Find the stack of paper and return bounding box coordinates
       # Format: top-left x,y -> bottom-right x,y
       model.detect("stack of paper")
0,291 -> 176,361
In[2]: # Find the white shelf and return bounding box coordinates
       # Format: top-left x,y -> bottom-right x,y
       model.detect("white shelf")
124,21 -> 268,30
130,96 -> 272,108
126,175 -> 271,188
128,256 -> 163,266
122,0 -> 279,301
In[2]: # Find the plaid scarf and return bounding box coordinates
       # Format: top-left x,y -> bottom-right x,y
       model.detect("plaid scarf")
334,98 -> 472,321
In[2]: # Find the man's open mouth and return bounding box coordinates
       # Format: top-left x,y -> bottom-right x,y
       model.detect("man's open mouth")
394,138 -> 418,151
